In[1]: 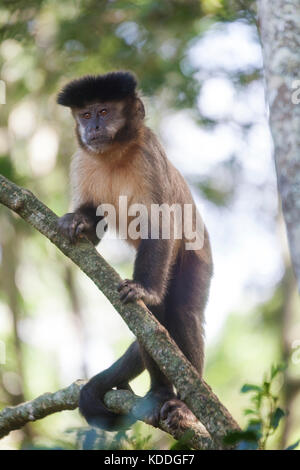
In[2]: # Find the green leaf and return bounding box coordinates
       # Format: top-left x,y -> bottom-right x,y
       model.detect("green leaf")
247,420 -> 262,437
223,430 -> 259,446
241,384 -> 262,393
270,408 -> 285,430
244,409 -> 255,416
271,363 -> 287,380
263,381 -> 270,394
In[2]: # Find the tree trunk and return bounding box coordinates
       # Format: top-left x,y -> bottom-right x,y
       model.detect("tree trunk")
258,0 -> 300,290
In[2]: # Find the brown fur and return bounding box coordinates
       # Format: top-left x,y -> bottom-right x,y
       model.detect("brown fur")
70,125 -> 211,261
58,89 -> 213,431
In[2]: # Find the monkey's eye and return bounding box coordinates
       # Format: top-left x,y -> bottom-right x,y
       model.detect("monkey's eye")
82,112 -> 91,119
99,108 -> 108,116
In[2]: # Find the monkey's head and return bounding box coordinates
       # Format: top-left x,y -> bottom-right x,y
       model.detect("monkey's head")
57,71 -> 145,154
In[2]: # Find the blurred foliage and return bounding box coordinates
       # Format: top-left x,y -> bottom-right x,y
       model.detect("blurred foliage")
0,0 -> 258,109
224,364 -> 299,450
205,275 -> 300,450
0,0 -> 262,208
0,0 -> 299,451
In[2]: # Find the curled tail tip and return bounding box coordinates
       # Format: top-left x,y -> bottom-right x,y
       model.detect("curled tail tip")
79,382 -> 135,432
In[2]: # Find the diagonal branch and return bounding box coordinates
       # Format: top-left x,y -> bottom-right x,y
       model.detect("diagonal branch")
0,174 -> 240,449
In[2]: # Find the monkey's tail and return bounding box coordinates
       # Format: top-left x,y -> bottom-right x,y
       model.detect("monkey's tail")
79,341 -> 144,431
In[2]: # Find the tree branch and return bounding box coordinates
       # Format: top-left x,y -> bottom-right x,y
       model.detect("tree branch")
0,380 -> 85,439
0,382 -> 213,449
0,174 -> 240,448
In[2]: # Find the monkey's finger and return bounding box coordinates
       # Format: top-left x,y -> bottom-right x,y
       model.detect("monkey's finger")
163,409 -> 177,426
75,222 -> 85,237
166,417 -> 180,431
117,279 -> 131,292
121,289 -> 140,304
69,220 -> 81,243
119,286 -> 132,301
160,401 -> 178,420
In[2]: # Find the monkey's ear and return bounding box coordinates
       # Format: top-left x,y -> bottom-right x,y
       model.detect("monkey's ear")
136,98 -> 145,120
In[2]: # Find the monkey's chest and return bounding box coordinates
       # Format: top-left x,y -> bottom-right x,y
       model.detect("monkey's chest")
74,157 -> 148,249
92,173 -> 142,207
79,162 -> 147,213
91,171 -> 146,248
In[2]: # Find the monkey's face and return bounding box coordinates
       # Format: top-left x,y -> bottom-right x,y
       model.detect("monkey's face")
73,101 -> 126,153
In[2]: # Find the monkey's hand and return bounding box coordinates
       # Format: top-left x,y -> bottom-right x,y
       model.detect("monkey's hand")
118,279 -> 160,305
58,212 -> 99,245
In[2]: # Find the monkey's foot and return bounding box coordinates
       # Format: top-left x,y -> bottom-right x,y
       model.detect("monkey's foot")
118,279 -> 160,305
160,399 -> 199,431
132,388 -> 175,427
118,279 -> 147,304
58,212 -> 97,244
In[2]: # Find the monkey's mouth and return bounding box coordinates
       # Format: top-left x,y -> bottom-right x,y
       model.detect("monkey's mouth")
88,135 -> 112,146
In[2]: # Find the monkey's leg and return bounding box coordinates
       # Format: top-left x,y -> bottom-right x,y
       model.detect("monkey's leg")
118,239 -> 178,426
79,341 -> 144,431
160,250 -> 212,431
131,304 -> 177,427
133,345 -> 176,427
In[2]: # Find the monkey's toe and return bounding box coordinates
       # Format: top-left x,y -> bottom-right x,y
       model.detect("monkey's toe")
118,280 -> 145,304
160,399 -> 198,431
117,279 -> 130,290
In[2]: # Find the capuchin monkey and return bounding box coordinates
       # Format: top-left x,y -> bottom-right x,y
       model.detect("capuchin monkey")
57,71 -> 213,431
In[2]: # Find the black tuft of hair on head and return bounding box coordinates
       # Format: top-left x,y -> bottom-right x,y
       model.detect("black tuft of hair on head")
57,71 -> 138,108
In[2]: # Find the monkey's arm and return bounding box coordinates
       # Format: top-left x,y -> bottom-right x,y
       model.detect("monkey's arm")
119,238 -> 174,305
58,203 -> 106,245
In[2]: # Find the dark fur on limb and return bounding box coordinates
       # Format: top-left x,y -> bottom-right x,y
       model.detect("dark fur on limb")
0,174 -> 240,449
